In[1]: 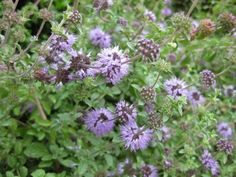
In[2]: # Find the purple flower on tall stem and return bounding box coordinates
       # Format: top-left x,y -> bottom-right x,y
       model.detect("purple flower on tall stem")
95,46 -> 130,84
144,10 -> 156,22
187,88 -> 205,107
89,27 -> 111,48
164,77 -> 188,99
200,150 -> 220,176
141,164 -> 158,177
161,8 -> 172,16
116,100 -> 137,124
85,108 -> 115,136
217,122 -> 233,138
120,123 -> 153,151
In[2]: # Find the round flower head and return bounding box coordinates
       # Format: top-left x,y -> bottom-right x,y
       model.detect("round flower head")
197,19 -> 216,37
187,88 -> 205,107
144,10 -> 156,22
141,86 -> 156,103
223,85 -> 236,97
116,101 -> 137,124
200,150 -> 220,176
120,123 -> 153,151
217,139 -> 234,154
93,0 -> 113,11
137,38 -> 160,62
89,27 -> 111,48
160,126 -> 171,142
95,46 -> 129,84
85,108 -> 115,136
161,7 -> 172,17
217,122 -> 233,138
69,52 -> 95,79
164,77 -> 188,99
141,164 -> 158,177
200,69 -> 216,89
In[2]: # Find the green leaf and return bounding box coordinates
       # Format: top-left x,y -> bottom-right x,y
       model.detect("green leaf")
24,143 -> 49,158
31,169 -> 45,177
19,166 -> 28,177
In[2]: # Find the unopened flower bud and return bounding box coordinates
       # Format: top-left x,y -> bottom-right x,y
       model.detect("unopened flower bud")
197,19 -> 216,38
40,8 -> 53,21
218,13 -> 236,33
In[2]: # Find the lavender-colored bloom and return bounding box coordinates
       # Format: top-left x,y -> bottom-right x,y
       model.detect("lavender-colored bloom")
85,108 -> 115,136
164,159 -> 173,169
167,53 -> 176,63
116,101 -> 137,124
200,150 -> 220,176
161,8 -> 172,16
164,77 -> 188,99
217,122 -> 233,138
141,164 -> 158,177
187,88 -> 205,107
95,46 -> 129,84
120,123 -> 153,151
192,20 -> 199,28
89,27 -> 111,48
160,126 -> 171,142
144,10 -> 156,22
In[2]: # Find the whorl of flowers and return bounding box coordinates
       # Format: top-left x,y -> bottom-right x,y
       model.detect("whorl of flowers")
217,122 -> 233,139
116,101 -> 137,124
137,38 -> 160,62
197,19 -> 216,38
89,27 -> 111,48
93,0 -> 113,11
118,17 -> 128,27
141,86 -> 156,103
160,126 -> 171,142
217,139 -> 234,154
164,77 -> 188,99
148,112 -> 162,130
144,10 -> 156,22
69,52 -> 95,80
170,12 -> 192,33
200,70 -> 216,89
223,85 -> 236,97
164,159 -> 173,169
95,46 -> 130,84
68,10 -> 82,24
200,150 -> 220,176
120,123 -> 153,151
85,108 -> 115,136
141,164 -> 158,177
187,88 -> 205,107
218,13 -> 236,33
161,7 -> 172,17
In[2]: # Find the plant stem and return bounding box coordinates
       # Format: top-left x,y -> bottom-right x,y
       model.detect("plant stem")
186,0 -> 199,17
151,72 -> 160,89
215,65 -> 231,77
32,87 -> 47,120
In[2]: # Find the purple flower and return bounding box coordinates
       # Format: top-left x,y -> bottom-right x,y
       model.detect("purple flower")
164,77 -> 188,99
200,150 -> 220,176
217,139 -> 234,154
161,8 -> 172,16
200,70 -> 216,89
223,85 -> 236,97
120,123 -> 153,151
95,46 -> 129,84
160,126 -> 171,142
187,88 -> 205,107
141,164 -> 158,177
89,27 -> 111,48
116,101 -> 137,124
85,108 -> 115,136
144,10 -> 156,22
217,122 -> 233,138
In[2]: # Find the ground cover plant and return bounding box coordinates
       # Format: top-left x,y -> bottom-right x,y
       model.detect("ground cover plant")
0,0 -> 236,176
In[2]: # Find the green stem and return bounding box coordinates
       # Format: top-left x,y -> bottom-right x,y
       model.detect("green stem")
215,65 -> 231,77
186,0 -> 199,17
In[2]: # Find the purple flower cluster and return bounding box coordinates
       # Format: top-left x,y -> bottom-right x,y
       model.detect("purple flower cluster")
120,123 -> 153,151
200,150 -> 220,176
144,10 -> 156,22
85,108 -> 115,136
164,77 -> 188,99
89,27 -> 111,48
217,122 -> 233,138
187,88 -> 205,107
141,164 -> 158,177
116,100 -> 137,124
160,126 -> 171,142
94,46 -> 129,84
161,8 -> 172,17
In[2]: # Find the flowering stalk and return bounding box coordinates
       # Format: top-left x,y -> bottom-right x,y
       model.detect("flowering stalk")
32,87 -> 47,120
